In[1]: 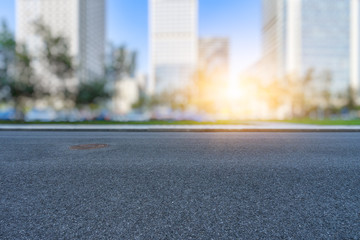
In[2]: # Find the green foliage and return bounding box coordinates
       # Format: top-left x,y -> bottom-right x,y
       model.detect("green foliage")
346,85 -> 357,110
0,20 -> 15,49
132,93 -> 148,109
106,44 -> 137,81
34,21 -> 75,79
0,20 -> 16,90
261,69 -> 336,118
14,45 -> 34,83
10,45 -> 37,116
0,21 -> 36,113
1,19 -> 112,115
9,80 -> 34,98
75,79 -> 109,106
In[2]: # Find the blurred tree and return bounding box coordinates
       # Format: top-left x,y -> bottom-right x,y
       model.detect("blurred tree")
346,85 -> 357,110
0,20 -> 16,101
269,69 -> 335,118
291,69 -> 314,118
104,44 -> 139,113
185,68 -> 220,113
132,92 -> 149,110
0,21 -> 39,119
261,78 -> 287,112
255,69 -> 316,119
321,70 -> 332,117
75,79 -> 109,107
34,21 -> 75,80
10,45 -> 37,119
106,44 -> 137,81
33,21 -> 77,108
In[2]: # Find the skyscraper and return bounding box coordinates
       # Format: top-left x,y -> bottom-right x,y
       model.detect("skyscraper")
149,0 -> 198,94
199,38 -> 229,82
261,0 -> 360,95
16,0 -> 105,87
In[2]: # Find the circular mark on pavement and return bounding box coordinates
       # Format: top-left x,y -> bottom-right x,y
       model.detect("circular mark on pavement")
70,144 -> 108,150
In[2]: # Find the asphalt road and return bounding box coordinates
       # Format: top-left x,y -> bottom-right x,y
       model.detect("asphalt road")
1,131 -> 360,239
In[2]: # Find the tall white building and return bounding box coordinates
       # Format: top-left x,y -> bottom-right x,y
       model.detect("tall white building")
261,0 -> 360,95
16,0 -> 105,89
149,0 -> 198,94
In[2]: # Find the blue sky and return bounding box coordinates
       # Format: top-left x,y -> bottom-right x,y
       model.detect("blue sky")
0,0 -> 262,77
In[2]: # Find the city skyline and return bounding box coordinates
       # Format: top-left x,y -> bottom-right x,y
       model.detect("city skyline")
16,0 -> 105,94
149,0 -> 198,94
0,0 -> 262,77
260,0 -> 360,95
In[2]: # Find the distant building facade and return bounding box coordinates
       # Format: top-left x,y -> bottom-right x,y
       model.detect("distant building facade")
199,38 -> 229,82
261,0 -> 360,95
149,0 -> 198,94
16,0 -> 105,89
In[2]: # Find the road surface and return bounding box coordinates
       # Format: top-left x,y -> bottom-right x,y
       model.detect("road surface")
1,131 -> 360,239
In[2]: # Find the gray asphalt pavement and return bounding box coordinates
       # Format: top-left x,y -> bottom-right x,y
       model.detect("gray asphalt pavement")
1,131 -> 360,239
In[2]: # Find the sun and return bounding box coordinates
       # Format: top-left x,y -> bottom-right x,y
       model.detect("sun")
226,82 -> 242,101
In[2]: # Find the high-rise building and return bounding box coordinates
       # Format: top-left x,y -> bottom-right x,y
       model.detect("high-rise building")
16,0 -> 105,89
261,0 -> 360,95
149,0 -> 198,94
199,38 -> 229,82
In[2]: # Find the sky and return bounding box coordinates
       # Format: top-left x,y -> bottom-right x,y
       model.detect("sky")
0,0 -> 262,78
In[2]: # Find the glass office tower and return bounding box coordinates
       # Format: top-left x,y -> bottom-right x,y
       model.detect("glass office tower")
149,0 -> 198,94
16,0 -> 106,87
262,0 -> 360,95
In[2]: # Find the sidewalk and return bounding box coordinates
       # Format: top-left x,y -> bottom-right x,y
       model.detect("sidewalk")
1,123 -> 360,132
